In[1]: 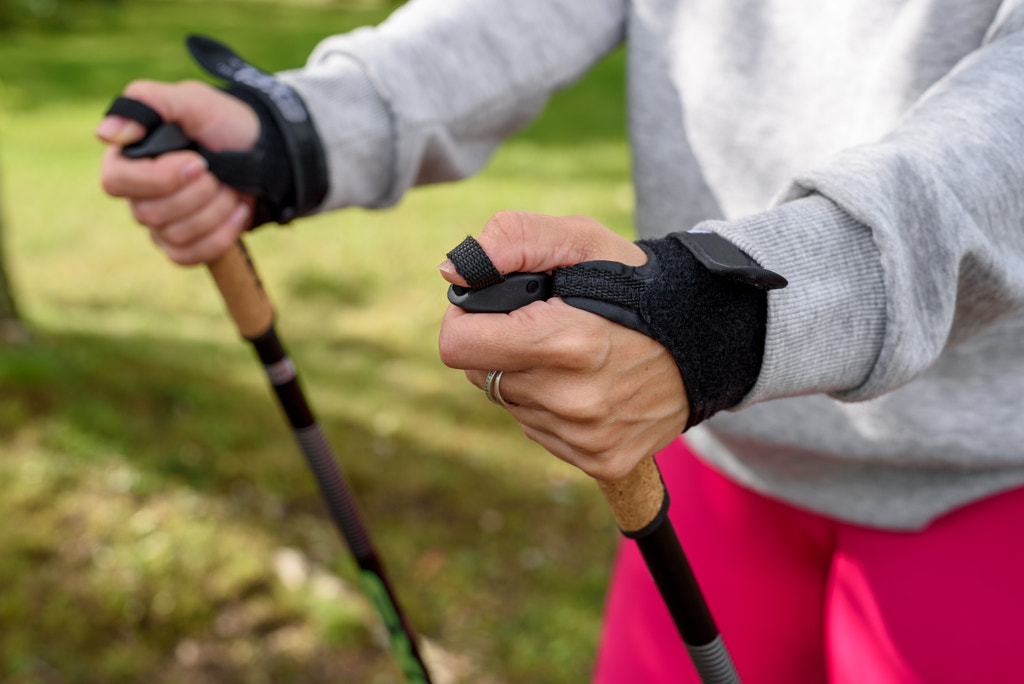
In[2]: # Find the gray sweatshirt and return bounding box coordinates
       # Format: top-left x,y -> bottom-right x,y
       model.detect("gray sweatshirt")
279,0 -> 1024,530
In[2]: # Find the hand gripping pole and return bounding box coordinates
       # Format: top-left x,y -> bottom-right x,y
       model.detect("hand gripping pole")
446,238 -> 741,683
111,95 -> 432,682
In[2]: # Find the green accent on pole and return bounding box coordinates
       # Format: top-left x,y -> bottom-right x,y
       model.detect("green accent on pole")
358,570 -> 430,683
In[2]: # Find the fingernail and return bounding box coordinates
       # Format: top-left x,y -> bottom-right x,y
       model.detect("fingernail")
438,259 -> 458,276
228,203 -> 251,228
98,117 -> 147,145
95,116 -> 125,141
181,157 -> 208,180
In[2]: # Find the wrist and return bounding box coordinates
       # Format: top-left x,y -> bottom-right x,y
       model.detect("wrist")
637,233 -> 771,428
185,35 -> 329,228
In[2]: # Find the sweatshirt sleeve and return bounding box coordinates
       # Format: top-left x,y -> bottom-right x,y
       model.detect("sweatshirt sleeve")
708,10 -> 1024,408
276,0 -> 626,212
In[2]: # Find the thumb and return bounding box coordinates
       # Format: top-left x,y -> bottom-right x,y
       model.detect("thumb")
96,79 -> 184,146
97,79 -> 259,153
440,211 -> 647,285
95,114 -> 147,146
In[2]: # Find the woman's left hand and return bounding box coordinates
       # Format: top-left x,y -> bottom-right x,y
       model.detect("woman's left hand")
438,211 -> 688,481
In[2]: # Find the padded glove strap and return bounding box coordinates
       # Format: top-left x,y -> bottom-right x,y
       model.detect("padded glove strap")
185,35 -> 327,225
108,35 -> 328,228
555,233 -> 784,428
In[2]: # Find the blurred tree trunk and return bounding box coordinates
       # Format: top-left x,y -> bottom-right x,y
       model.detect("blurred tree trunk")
0,166 -> 28,343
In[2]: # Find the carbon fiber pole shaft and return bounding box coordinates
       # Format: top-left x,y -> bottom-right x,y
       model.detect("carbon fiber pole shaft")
209,242 -> 432,683
598,457 -> 741,684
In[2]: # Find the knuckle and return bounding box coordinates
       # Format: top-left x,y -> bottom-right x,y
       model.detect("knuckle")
549,329 -> 605,370
172,251 -> 201,267
99,167 -> 121,197
482,210 -> 527,249
168,250 -> 197,267
161,227 -> 192,249
550,382 -> 610,424
437,331 -> 461,368
563,434 -> 633,481
122,78 -> 157,99
591,459 -> 633,483
559,214 -> 605,262
150,232 -> 193,267
205,226 -> 239,261
131,200 -> 168,229
567,430 -> 605,456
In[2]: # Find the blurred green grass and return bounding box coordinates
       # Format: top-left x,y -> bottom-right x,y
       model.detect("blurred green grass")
0,2 -> 634,682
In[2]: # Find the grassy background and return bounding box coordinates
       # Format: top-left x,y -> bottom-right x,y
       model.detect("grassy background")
0,1 -> 634,682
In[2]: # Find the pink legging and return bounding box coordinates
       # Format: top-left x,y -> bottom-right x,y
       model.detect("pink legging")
593,438 -> 1024,683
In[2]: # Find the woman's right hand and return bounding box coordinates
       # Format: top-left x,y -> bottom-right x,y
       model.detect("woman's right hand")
97,79 -> 261,265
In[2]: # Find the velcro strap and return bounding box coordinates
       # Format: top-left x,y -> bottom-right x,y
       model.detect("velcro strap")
552,259 -> 653,337
553,263 -> 646,310
446,236 -> 505,288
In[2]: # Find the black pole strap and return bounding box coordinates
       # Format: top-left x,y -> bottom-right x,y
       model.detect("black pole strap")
446,236 -> 505,288
185,35 -> 328,223
106,97 -> 163,135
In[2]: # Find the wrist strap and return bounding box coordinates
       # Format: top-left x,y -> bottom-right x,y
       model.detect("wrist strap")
185,35 -> 328,223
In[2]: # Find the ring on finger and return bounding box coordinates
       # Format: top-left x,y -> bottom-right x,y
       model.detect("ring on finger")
484,370 -> 518,408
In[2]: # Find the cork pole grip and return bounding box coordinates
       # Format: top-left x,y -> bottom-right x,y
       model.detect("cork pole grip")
596,455 -> 666,534
207,241 -> 275,340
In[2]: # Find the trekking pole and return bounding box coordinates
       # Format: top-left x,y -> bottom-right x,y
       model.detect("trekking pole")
449,274 -> 741,684
112,108 -> 432,683
208,241 -> 432,683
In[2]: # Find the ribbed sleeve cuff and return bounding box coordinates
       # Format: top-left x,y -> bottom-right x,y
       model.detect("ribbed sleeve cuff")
277,41 -> 397,212
699,194 -> 887,407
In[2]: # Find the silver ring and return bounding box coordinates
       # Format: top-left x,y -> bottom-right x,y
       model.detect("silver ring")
484,370 -> 518,408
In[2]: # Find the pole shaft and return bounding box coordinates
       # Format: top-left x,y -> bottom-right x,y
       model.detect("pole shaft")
207,242 -> 274,338
598,456 -> 742,683
207,239 -> 432,683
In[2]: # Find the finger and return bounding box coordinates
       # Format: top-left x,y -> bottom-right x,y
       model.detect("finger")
130,170 -> 222,230
465,369 -> 487,391
520,421 -> 655,482
439,298 -> 609,372
477,211 -> 648,275
95,115 -> 147,146
439,212 -> 647,288
438,259 -> 467,287
101,145 -> 207,199
122,79 -> 260,153
466,368 -> 538,411
517,423 -> 608,477
141,184 -> 242,248
97,80 -> 199,147
150,201 -> 251,266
